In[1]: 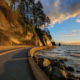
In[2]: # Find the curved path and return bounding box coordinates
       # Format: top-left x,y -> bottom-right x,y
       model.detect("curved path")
0,47 -> 35,80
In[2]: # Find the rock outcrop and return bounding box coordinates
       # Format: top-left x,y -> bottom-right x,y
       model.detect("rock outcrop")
35,28 -> 52,46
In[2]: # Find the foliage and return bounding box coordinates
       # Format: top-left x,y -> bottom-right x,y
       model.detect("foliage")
17,0 -> 51,28
9,0 -> 19,10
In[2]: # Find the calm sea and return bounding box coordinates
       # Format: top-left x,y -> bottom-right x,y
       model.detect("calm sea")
35,45 -> 80,77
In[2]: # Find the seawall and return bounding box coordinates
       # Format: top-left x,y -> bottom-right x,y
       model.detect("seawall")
28,46 -> 56,80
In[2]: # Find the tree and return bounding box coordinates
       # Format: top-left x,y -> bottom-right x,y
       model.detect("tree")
17,0 -> 50,28
36,1 -> 43,27
10,0 -> 18,10
32,1 -> 45,28
34,1 -> 50,28
18,0 -> 26,19
29,0 -> 34,5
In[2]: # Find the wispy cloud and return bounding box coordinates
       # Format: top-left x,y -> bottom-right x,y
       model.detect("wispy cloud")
72,30 -> 80,33
36,0 -> 80,27
72,30 -> 78,33
64,34 -> 80,36
76,19 -> 80,23
58,34 -> 80,37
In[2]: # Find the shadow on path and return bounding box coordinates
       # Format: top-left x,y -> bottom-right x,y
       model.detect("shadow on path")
0,48 -> 35,80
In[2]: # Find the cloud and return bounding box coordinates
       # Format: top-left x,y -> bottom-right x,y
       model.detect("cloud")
76,19 -> 80,23
59,34 -> 80,37
36,0 -> 80,27
72,30 -> 80,33
56,30 -> 80,37
72,30 -> 77,33
62,41 -> 80,45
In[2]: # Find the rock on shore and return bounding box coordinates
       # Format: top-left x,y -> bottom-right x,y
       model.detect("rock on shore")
34,57 -> 80,80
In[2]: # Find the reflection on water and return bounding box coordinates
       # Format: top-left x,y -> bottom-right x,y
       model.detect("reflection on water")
35,45 -> 80,77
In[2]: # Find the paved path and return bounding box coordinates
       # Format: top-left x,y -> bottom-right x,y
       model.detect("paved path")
0,48 -> 35,80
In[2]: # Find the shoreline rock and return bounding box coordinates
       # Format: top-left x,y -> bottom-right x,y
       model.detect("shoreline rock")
34,56 -> 80,80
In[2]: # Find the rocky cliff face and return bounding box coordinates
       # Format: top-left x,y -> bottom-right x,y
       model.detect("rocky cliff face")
42,33 -> 52,46
35,28 -> 52,46
0,0 -> 52,46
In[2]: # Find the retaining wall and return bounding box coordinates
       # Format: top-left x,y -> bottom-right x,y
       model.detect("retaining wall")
28,46 -> 56,80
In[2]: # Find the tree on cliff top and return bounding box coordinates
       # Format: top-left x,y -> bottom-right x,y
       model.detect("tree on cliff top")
17,0 -> 50,28
9,0 -> 19,10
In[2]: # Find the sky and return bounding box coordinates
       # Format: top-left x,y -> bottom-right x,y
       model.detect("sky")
37,0 -> 80,45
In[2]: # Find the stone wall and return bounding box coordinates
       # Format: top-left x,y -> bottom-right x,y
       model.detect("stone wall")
28,46 -> 55,80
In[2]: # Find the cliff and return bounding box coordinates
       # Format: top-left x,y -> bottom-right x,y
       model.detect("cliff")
35,28 -> 52,46
0,0 -> 52,46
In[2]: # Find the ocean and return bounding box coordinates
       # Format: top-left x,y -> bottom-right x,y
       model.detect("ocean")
35,45 -> 80,77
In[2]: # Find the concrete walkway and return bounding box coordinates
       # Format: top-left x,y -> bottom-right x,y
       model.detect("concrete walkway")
0,48 -> 35,80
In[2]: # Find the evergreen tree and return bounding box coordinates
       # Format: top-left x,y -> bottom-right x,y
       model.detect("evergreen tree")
17,0 -> 50,28
18,0 -> 26,19
10,0 -> 18,10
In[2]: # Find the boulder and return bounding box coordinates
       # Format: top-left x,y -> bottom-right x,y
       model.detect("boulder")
76,70 -> 80,73
66,66 -> 74,72
51,60 -> 65,70
43,58 -> 51,67
67,72 -> 75,80
50,67 -> 68,80
44,65 -> 52,76
38,58 -> 44,69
